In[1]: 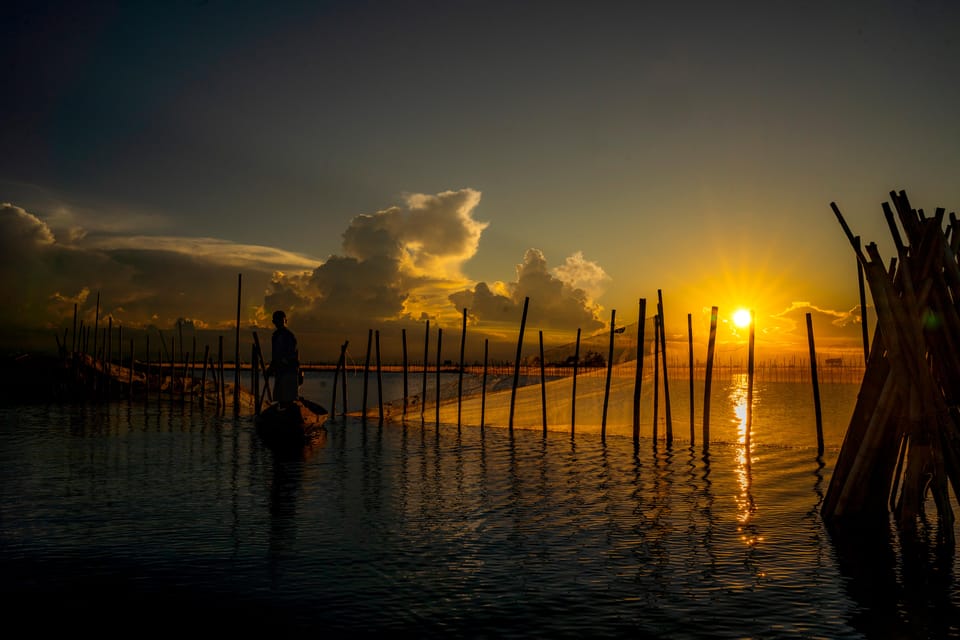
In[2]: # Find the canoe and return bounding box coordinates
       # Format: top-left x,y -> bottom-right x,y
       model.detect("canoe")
255,397 -> 329,448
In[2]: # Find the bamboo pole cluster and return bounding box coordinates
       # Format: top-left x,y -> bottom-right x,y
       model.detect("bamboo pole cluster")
823,190 -> 960,544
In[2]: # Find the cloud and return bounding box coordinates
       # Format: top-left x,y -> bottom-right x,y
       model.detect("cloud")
449,248 -> 607,333
264,189 -> 488,327
769,301 -> 867,348
0,202 -> 299,332
3,191 -> 610,361
82,235 -> 320,271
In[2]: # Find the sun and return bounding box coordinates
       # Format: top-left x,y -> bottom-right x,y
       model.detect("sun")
733,308 -> 753,328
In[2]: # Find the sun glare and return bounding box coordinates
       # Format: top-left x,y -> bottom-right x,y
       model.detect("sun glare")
733,308 -> 752,328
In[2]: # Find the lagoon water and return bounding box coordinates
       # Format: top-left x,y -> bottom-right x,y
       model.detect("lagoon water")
2,371 -> 959,638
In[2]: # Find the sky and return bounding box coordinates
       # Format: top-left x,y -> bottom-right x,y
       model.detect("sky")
3,0 -> 959,363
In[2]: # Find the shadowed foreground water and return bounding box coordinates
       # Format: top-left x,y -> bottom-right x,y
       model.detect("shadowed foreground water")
2,394 -> 959,638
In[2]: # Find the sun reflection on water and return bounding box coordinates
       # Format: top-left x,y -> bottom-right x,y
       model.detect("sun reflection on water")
730,374 -> 763,552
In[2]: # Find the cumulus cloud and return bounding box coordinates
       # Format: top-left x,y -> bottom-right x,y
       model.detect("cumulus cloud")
449,248 -> 607,332
264,189 -> 488,327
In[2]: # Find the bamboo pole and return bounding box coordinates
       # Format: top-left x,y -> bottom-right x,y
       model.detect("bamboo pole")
571,327 -> 581,437
128,337 -> 134,398
422,320 -> 429,420
746,310 -> 756,451
509,297 -> 530,431
633,300 -> 646,446
539,330 -> 547,434
402,328 -> 408,418
481,338 -> 488,430
687,313 -> 695,445
340,341 -> 349,416
703,306 -> 719,450
233,273 -> 241,415
331,341 -> 347,418
218,336 -> 225,412
435,328 -> 442,426
362,329 -> 372,421
458,308 -> 466,429
169,335 -> 175,407
92,292 -> 100,382
376,330 -> 383,424
106,317 -> 113,399
145,335 -> 151,400
658,290 -> 672,446
653,315 -> 659,442
601,309 -> 616,440
190,336 -> 196,404
252,343 -> 260,414
200,344 -> 209,408
806,313 -> 824,456
857,255 -> 870,364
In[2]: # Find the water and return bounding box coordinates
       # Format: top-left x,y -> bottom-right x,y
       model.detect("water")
2,373 -> 959,638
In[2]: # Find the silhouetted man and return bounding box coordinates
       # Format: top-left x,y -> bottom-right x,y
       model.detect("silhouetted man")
267,310 -> 299,407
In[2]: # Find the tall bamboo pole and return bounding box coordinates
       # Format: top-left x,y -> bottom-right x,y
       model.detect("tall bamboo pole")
687,313 -> 695,445
703,306 -> 719,450
806,312 -> 824,456
331,341 -> 347,418
481,338 -> 489,430
93,291 -> 100,381
72,303 -> 78,354
145,335 -> 151,400
633,299 -> 646,445
362,329 -> 372,421
234,274 -> 241,415
402,328 -> 408,418
128,337 -> 134,399
435,328 -> 442,426
218,335 -> 225,412
571,327 -> 581,436
458,308 -> 467,429
746,310 -> 756,451
200,344 -> 209,408
601,309 -> 616,440
653,315 -> 659,442
539,330 -> 547,434
857,257 -> 870,364
509,297 -> 530,431
376,330 -> 384,424
658,290 -> 673,446
422,320 -> 429,420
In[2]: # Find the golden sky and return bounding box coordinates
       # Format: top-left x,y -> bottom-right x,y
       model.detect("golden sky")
2,1 -> 958,362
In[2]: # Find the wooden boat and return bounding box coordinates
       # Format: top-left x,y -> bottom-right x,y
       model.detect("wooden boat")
255,397 -> 329,448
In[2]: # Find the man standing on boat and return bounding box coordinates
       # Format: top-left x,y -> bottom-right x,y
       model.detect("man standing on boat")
267,310 -> 300,408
